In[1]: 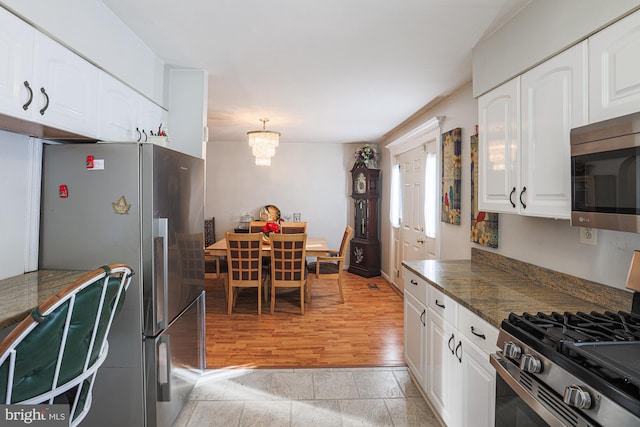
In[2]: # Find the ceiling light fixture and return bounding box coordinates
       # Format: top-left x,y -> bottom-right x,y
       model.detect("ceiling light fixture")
247,118 -> 280,166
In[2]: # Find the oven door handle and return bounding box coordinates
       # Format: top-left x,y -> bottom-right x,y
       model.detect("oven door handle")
490,353 -> 569,427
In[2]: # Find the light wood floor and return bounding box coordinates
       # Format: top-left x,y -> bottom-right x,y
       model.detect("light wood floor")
205,271 -> 405,369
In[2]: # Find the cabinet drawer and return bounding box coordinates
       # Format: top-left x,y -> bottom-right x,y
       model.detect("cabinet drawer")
404,269 -> 427,306
458,306 -> 499,355
427,285 -> 457,326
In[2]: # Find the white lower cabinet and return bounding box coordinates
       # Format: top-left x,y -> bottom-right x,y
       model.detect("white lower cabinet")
427,307 -> 458,426
458,333 -> 496,427
404,290 -> 427,388
456,306 -> 498,427
404,266 -> 499,427
404,269 -> 428,388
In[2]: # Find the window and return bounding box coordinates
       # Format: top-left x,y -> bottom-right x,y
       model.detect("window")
425,152 -> 436,238
390,163 -> 401,228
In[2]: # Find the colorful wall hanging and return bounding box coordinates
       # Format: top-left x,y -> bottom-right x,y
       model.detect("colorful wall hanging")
470,133 -> 499,247
441,128 -> 461,225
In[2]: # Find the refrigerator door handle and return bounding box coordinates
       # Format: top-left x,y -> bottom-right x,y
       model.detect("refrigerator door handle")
153,217 -> 169,330
157,334 -> 171,402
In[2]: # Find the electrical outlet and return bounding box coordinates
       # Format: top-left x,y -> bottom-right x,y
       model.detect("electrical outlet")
580,227 -> 597,245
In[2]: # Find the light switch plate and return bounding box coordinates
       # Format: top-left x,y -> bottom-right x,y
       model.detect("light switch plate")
580,227 -> 597,245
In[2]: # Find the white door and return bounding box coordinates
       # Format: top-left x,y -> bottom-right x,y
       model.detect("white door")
400,146 -> 428,263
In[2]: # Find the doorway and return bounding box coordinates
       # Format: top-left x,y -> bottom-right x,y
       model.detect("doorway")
388,117 -> 441,292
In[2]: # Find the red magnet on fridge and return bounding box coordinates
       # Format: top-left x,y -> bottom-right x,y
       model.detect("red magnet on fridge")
59,185 -> 68,198
86,155 -> 94,169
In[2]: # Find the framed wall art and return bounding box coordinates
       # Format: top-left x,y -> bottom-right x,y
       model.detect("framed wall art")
470,131 -> 499,247
441,127 -> 461,225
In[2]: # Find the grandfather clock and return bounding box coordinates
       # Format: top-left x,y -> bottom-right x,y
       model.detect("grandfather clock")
348,162 -> 380,277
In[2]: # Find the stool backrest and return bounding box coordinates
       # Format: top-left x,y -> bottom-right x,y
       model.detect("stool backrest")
0,264 -> 133,426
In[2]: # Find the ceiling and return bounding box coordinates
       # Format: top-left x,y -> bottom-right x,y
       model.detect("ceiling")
100,0 -> 529,145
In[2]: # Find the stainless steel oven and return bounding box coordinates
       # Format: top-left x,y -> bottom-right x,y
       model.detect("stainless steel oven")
570,111 -> 640,233
491,312 -> 640,427
495,369 -> 554,427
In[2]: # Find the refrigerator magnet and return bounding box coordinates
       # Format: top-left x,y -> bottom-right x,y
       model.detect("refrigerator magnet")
112,195 -> 131,214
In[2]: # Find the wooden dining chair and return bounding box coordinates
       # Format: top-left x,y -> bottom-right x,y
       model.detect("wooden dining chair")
249,221 -> 268,233
225,232 -> 263,314
0,264 -> 133,426
280,222 -> 307,234
269,233 -> 308,314
307,225 -> 353,303
202,218 -> 229,303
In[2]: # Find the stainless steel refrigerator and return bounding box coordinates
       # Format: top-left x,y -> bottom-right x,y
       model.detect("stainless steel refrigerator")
39,143 -> 206,427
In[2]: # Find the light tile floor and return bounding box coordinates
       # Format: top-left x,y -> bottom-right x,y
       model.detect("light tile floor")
172,367 -> 441,427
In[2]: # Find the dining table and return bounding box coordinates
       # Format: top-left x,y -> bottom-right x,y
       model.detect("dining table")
205,236 -> 331,257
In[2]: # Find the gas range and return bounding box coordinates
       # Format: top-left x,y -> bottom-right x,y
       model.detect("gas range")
491,311 -> 640,427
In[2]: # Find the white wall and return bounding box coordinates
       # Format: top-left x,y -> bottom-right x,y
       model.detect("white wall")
0,0 -> 165,104
205,141 -> 353,250
0,131 -> 31,279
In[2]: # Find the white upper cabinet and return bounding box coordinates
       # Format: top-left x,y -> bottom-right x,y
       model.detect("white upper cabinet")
98,71 -> 166,143
97,72 -> 138,141
478,77 -> 520,214
137,95 -> 165,141
33,32 -> 98,138
589,9 -> 640,123
0,7 -> 34,120
0,7 -> 99,138
479,42 -> 586,219
520,42 -> 587,219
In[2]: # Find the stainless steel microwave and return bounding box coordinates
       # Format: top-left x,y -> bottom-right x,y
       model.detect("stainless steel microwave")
570,111 -> 640,233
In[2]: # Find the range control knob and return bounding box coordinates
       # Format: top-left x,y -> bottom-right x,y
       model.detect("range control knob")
520,354 -> 542,373
563,385 -> 592,409
503,341 -> 522,360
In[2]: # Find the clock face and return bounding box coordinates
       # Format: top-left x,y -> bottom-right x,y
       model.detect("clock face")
355,172 -> 367,194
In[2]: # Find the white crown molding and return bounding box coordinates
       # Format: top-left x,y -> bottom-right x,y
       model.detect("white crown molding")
385,116 -> 444,157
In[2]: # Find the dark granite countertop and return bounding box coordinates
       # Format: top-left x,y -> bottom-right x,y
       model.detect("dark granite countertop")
0,270 -> 88,330
403,250 -> 633,329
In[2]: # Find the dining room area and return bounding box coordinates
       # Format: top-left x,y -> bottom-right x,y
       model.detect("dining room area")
179,192 -> 439,425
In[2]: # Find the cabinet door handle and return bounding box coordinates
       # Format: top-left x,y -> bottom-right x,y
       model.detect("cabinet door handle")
470,326 -> 486,340
410,279 -> 418,286
142,129 -> 148,142
455,341 -> 462,363
509,187 -> 516,208
420,309 -> 426,326
435,299 -> 445,309
448,333 -> 455,354
23,81 -> 33,110
519,186 -> 527,209
136,127 -> 142,142
39,87 -> 49,115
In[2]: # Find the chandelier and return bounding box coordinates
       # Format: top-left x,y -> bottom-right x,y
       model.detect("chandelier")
247,118 -> 280,166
